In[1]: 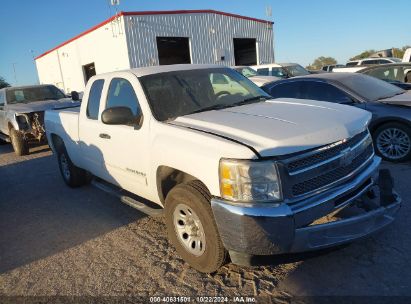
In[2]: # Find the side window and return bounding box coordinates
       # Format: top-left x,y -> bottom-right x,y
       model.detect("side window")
346,62 -> 358,67
365,67 -> 396,81
300,82 -> 352,103
378,59 -> 390,64
271,68 -> 286,78
211,73 -> 229,85
362,60 -> 376,65
268,82 -> 302,99
257,68 -> 269,76
106,78 -> 141,116
86,79 -> 104,120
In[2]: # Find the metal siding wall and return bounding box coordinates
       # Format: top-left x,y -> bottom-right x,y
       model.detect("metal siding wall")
124,13 -> 274,68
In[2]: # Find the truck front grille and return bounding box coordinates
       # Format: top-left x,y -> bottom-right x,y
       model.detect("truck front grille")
280,130 -> 374,200
287,130 -> 368,173
291,144 -> 373,196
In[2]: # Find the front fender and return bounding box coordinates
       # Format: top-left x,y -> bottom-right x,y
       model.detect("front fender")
149,122 -> 257,201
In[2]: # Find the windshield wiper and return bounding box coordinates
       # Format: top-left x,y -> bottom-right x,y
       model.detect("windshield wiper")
190,104 -> 230,114
188,96 -> 269,115
230,95 -> 269,106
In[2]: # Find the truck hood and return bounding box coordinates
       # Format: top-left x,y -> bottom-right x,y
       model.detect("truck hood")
6,98 -> 80,114
248,75 -> 280,87
378,91 -> 411,107
172,98 -> 371,157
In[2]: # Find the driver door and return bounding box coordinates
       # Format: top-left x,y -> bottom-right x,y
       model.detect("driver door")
96,74 -> 150,195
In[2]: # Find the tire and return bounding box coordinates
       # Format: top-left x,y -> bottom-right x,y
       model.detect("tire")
165,180 -> 227,273
10,128 -> 29,156
56,145 -> 91,187
373,122 -> 411,162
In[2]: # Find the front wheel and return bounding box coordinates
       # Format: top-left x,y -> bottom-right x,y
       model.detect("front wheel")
374,122 -> 411,162
165,181 -> 227,273
10,128 -> 29,156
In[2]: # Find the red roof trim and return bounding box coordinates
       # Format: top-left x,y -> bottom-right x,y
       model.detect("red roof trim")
35,10 -> 273,60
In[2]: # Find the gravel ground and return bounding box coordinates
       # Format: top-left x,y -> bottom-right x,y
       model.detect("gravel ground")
0,144 -> 410,301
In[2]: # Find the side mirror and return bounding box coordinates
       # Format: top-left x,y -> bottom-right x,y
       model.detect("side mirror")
71,91 -> 80,101
337,96 -> 355,104
101,106 -> 142,126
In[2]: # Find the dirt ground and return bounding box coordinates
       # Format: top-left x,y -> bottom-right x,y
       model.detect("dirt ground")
1,144 -> 410,302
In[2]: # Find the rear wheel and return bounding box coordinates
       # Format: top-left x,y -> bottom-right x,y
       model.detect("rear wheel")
374,122 -> 411,162
165,180 -> 227,273
57,145 -> 91,187
10,128 -> 29,156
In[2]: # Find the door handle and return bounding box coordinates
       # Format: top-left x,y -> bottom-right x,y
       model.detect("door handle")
99,133 -> 111,139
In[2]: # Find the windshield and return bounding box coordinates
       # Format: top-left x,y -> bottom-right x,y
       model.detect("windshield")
340,74 -> 405,101
283,64 -> 310,77
234,67 -> 258,78
6,85 -> 65,104
140,67 -> 271,121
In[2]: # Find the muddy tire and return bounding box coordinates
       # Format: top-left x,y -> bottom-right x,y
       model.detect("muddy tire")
10,128 -> 29,156
165,180 -> 227,273
57,145 -> 91,187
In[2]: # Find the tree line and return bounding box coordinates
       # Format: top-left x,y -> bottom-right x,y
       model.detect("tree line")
306,45 -> 411,70
0,77 -> 10,89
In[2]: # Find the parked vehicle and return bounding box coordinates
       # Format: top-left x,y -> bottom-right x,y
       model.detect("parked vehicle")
334,57 -> 403,73
403,48 -> 411,63
262,73 -> 411,162
233,66 -> 280,86
346,57 -> 402,67
0,85 -> 80,155
321,64 -> 345,72
251,63 -> 310,78
357,63 -> 411,90
45,65 -> 400,273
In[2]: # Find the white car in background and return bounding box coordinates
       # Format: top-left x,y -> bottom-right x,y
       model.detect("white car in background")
233,66 -> 280,86
334,57 -> 403,73
251,63 -> 311,78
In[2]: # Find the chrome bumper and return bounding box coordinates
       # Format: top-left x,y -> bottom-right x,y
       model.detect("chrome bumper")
211,156 -> 401,264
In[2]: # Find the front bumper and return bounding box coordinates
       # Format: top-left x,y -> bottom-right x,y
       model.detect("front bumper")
211,156 -> 401,264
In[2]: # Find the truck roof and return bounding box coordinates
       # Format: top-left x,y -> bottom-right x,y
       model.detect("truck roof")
129,64 -> 224,77
0,84 -> 52,91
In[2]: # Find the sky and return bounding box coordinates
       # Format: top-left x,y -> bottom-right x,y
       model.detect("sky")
1,0 -> 410,86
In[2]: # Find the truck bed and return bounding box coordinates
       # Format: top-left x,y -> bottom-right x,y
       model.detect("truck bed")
45,106 -> 80,146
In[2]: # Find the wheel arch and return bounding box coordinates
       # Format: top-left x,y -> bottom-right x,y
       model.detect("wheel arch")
369,117 -> 411,134
49,133 -> 65,153
156,166 -> 210,205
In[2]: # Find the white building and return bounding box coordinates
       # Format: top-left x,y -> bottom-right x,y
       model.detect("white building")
35,10 -> 274,93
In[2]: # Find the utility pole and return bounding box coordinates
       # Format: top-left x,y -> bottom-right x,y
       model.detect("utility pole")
12,63 -> 18,85
30,50 -> 40,84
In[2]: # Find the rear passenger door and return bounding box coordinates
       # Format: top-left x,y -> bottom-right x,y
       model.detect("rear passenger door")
78,78 -> 108,179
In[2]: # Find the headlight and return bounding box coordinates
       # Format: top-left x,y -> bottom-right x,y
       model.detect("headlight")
219,159 -> 282,203
16,114 -> 30,130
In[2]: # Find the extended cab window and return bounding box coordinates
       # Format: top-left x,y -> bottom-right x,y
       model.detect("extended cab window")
106,78 -> 141,116
87,79 -> 104,120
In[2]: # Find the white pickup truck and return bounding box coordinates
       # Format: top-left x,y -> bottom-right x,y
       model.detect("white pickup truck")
45,64 -> 401,273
